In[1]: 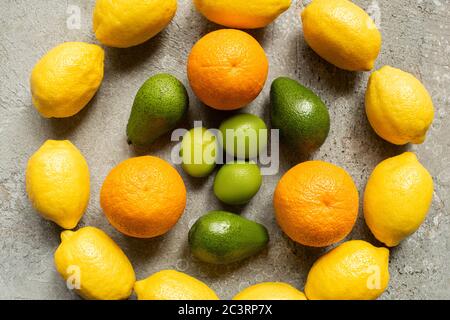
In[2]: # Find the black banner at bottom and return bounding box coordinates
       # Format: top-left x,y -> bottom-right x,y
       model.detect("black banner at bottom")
0,300 -> 445,318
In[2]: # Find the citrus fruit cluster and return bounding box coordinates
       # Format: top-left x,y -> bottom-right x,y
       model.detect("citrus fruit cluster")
25,0 -> 436,300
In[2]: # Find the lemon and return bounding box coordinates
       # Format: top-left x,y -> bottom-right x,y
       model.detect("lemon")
305,240 -> 390,300
26,140 -> 90,229
134,270 -> 219,300
365,66 -> 435,145
301,0 -> 381,71
233,282 -> 307,300
193,0 -> 291,29
93,0 -> 177,48
30,42 -> 104,118
364,152 -> 433,247
54,227 -> 135,300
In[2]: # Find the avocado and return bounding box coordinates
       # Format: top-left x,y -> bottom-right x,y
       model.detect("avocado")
270,77 -> 330,153
188,211 -> 269,264
126,73 -> 189,147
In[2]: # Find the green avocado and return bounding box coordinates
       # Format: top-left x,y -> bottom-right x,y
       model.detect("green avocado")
188,211 -> 269,264
126,73 -> 189,147
270,77 -> 330,153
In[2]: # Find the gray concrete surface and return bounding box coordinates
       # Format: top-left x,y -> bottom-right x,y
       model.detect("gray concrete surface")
0,0 -> 449,300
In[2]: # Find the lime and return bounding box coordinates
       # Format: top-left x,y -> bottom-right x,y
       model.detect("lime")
213,162 -> 262,205
180,127 -> 217,178
219,113 -> 268,159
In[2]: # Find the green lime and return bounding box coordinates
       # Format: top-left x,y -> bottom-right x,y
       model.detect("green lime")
213,162 -> 262,205
219,113 -> 268,159
180,127 -> 217,178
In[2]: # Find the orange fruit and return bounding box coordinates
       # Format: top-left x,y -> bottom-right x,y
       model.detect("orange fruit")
273,161 -> 359,247
100,156 -> 186,238
187,29 -> 269,111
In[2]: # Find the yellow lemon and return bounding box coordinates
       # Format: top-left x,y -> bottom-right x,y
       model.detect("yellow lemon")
30,42 -> 104,118
233,282 -> 307,300
193,0 -> 291,29
364,152 -> 433,247
93,0 -> 177,48
54,227 -> 135,300
26,140 -> 90,229
301,0 -> 381,71
365,66 -> 435,145
134,270 -> 219,300
305,240 -> 390,300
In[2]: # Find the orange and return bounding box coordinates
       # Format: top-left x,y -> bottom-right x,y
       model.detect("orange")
100,156 -> 186,238
273,161 -> 359,247
187,29 -> 269,111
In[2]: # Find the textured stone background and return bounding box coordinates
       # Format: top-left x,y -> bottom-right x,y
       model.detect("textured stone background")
0,0 -> 449,300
